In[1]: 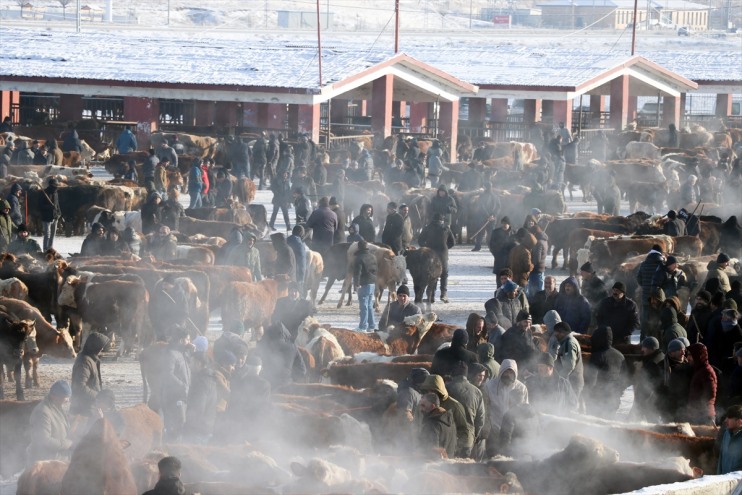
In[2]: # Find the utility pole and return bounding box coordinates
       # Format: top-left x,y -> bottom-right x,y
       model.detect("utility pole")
76,0 -> 81,32
394,0 -> 400,53
316,0 -> 323,87
167,0 -> 170,25
630,0 -> 638,55
264,0 -> 268,28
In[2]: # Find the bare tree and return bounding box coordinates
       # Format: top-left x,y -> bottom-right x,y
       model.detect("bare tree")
15,0 -> 25,17
58,0 -> 72,19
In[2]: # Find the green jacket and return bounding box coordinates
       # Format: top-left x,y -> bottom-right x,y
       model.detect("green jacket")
0,213 -> 14,250
8,236 -> 40,255
27,396 -> 73,464
422,374 -> 474,455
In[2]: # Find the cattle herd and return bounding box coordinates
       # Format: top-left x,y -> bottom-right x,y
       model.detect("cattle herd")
0,119 -> 741,495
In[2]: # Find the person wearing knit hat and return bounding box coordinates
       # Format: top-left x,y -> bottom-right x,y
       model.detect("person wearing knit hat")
378,284 -> 422,333
687,290 -> 714,344
652,254 -> 687,299
7,222 -> 41,255
468,363 -> 489,388
552,321 -> 585,398
530,275 -> 559,324
396,367 -> 430,425
495,308 -> 536,368
667,338 -> 686,354
638,246 -> 667,330
525,352 -> 578,414
581,262 -> 608,306
595,280 -> 640,345
185,349 -> 235,442
642,337 -> 660,351
28,380 -> 74,464
729,349 -> 742,404
707,253 -> 732,293
554,276 -> 592,335
477,343 -> 500,379
635,336 -> 666,420
420,374 -> 474,457
446,360 -> 487,454
660,307 -> 687,354
664,210 -> 687,237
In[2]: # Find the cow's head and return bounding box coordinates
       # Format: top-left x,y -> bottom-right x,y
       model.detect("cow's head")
58,275 -> 82,308
52,327 -> 76,359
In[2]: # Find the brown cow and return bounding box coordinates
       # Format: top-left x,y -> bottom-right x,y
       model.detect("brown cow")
60,418 -> 138,495
327,327 -> 388,355
178,216 -> 257,239
417,322 -> 460,355
117,403 -> 163,462
17,460 -> 68,495
220,278 -> 288,338
567,228 -> 620,275
588,236 -> 673,271
328,361 -> 432,389
296,321 -> 344,382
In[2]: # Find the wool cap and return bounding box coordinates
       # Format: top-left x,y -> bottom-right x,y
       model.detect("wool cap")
667,339 -> 686,353
642,337 -> 660,350
50,380 -> 72,398
612,281 -> 626,293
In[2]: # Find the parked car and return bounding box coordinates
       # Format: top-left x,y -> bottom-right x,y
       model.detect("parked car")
678,26 -> 690,36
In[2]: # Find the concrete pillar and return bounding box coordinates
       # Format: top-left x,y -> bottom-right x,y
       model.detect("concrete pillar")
371,75 -> 394,143
523,99 -> 542,124
439,100 -> 459,162
0,91 -> 20,123
123,97 -> 159,149
628,96 -> 638,122
610,74 -> 630,130
409,102 -> 429,133
490,98 -> 509,123
215,102 -> 239,128
59,94 -> 84,122
296,103 -> 321,143
716,93 -> 733,117
194,101 -> 214,126
679,93 -> 687,119
551,99 -> 572,129
467,97 -> 487,124
662,96 -> 681,127
331,99 -> 349,125
357,100 -> 368,116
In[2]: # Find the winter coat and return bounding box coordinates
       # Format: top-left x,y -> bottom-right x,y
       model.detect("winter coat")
272,296 -> 315,342
485,360 -> 529,431
660,307 -> 688,353
418,221 -> 455,255
508,235 -> 536,287
634,349 -> 666,416
379,299 -> 422,331
706,261 -> 732,293
27,396 -> 73,464
496,325 -> 536,370
705,312 -> 741,374
582,275 -> 608,306
160,343 -> 192,407
7,185 -> 23,226
38,185 -> 60,223
61,130 -> 81,153
431,332 -> 479,377
8,236 -> 41,255
286,234 -> 308,283
293,194 -> 312,224
679,181 -> 700,205
214,177 -> 233,208
719,427 -> 742,475
686,343 -> 717,422
381,211 -> 405,255
80,233 -> 107,257
664,218 -> 686,237
652,265 -> 687,299
256,323 -> 306,387
555,331 -> 585,396
447,375 -> 486,441
142,475 -> 188,495
148,233 -> 178,261
421,374 -> 473,455
490,229 -> 515,272
529,290 -> 558,324
477,343 -> 500,379
271,175 -> 292,206
305,206 -> 338,253
141,196 -> 161,235
70,332 -> 109,417
419,408 -> 457,458
188,164 -> 203,193
156,145 -> 178,168
584,326 -> 627,417
186,365 -> 230,439
687,304 -> 713,344
531,231 -> 548,272
430,186 -> 457,227
427,146 -> 445,177
0,212 -> 13,251
142,155 -> 159,178
161,199 -> 185,232
485,289 -> 529,330
270,233 -> 296,281
115,129 -> 137,154
637,251 -> 666,298
351,209 -> 376,242
553,277 -> 591,334
352,245 -> 377,287
595,294 -> 641,344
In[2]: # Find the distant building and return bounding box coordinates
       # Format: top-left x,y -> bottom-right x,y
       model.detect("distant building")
536,0 -> 709,31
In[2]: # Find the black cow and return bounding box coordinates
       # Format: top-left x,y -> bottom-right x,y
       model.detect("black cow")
317,243 -> 352,306
403,247 -> 442,305
720,216 -> 742,259
0,311 -> 36,400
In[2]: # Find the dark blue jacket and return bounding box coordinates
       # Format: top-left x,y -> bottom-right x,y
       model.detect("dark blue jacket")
553,277 -> 591,334
286,234 -> 308,283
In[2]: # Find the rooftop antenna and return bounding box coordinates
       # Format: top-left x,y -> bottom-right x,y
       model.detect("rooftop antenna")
395,0 -> 400,53
316,0 -> 323,86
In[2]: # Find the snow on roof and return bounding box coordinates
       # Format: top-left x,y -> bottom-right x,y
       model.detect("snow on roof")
0,28 -> 738,91
537,0 -> 709,8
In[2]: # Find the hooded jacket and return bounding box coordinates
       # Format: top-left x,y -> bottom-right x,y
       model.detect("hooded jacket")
270,233 -> 297,281
352,243 -> 377,287
477,343 -> 500,379
553,277 -> 591,334
6,183 -> 23,227
484,360 -> 529,430
421,374 -> 473,454
555,329 -> 585,396
70,332 -> 110,416
595,292 -> 641,345
305,205 -> 338,253
545,310 -> 563,357
686,343 -> 717,421
660,307 -> 687,353
27,395 -> 73,464
351,204 -> 376,243
286,234 -> 308,283
706,260 -> 732,294
430,185 -> 457,227
485,288 -> 529,330
419,406 -> 457,458
496,322 -> 536,370
431,330 -> 479,377
446,374 -> 486,442
637,250 -> 666,297
531,230 -> 549,273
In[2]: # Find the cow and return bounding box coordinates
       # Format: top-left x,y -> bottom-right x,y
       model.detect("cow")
338,242 -> 406,310
17,460 -> 68,495
305,249 -> 324,305
178,216 -> 257,240
286,458 -> 387,495
296,319 -> 345,382
0,267 -> 63,322
588,236 -> 674,271
318,243 -> 352,306
0,298 -> 75,388
246,204 -> 269,236
0,277 -> 29,300
173,245 -> 215,265
327,360 -> 431,389
185,206 -> 253,226
57,276 -> 150,356
220,278 -> 288,339
403,248 -> 443,305
91,208 -> 143,233
116,403 -> 164,462
150,132 -> 219,160
0,311 -> 36,400
417,322 -> 460,355
60,418 -> 138,495
327,327 -> 388,355
625,141 -> 662,160
386,312 -> 439,355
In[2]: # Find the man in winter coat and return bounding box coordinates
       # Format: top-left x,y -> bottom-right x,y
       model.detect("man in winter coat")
553,321 -> 584,399
528,226 -> 548,295
27,380 -> 73,465
305,196 -> 337,255
420,374 -> 473,458
147,225 -> 178,261
530,275 -> 558,324
431,329 -> 479,377
399,203 -> 414,251
70,332 -> 109,417
496,310 -> 537,370
459,162 -> 484,192
658,338 -> 693,422
115,126 -> 137,154
0,200 -> 14,252
426,140 -> 446,187
554,277 -> 591,335
156,140 -> 178,168
446,361 -> 486,457
595,282 -> 641,344
470,181 -> 499,252
381,201 -> 405,255
687,290 -> 713,344
269,171 -> 292,231
143,456 -> 187,495
642,288 -> 666,342
378,285 -> 421,332
251,133 -> 268,189
430,184 -> 457,228
707,253 -> 732,294
652,255 -> 687,299
159,328 -> 192,442
213,170 -> 233,208
61,129 -> 81,153
660,307 -> 688,353
579,262 -> 608,306
353,240 -> 378,331
526,352 -> 578,414
351,204 -> 376,243
418,213 -> 456,303
292,187 -> 312,225
230,136 -> 251,179
418,392 -> 457,459
270,232 -> 296,281
257,322 -> 306,387
38,178 -> 60,251
679,175 -> 700,205
185,350 -> 235,443
637,245 -> 666,323
80,222 -> 108,257
477,342 -> 499,379
508,228 -> 535,288
705,307 -> 741,376
188,160 -> 204,209
484,359 -> 529,450
584,326 -> 627,418
6,183 -> 23,228
8,224 -> 40,255
485,280 -> 529,329
663,210 -> 686,236
685,342 -> 717,424
489,216 -> 514,277
632,337 -> 666,421
719,405 -> 742,474
225,231 -> 262,280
